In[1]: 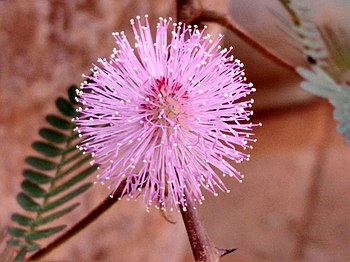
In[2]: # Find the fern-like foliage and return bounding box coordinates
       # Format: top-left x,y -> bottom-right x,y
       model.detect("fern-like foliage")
1,225 -> 15,262
276,1 -> 350,143
7,86 -> 97,261
297,67 -> 350,142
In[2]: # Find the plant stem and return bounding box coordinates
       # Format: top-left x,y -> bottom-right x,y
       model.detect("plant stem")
176,3 -> 237,261
176,0 -> 202,24
26,180 -> 127,261
180,195 -> 236,262
277,0 -> 301,26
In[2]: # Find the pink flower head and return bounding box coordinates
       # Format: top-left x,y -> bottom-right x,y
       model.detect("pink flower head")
75,15 -> 258,211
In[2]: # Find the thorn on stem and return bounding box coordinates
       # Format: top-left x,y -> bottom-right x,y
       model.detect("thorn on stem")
218,247 -> 237,257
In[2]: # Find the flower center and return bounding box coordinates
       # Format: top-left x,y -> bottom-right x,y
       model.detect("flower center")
141,77 -> 188,126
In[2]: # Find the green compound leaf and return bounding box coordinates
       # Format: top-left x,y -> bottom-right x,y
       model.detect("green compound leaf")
11,203 -> 80,228
54,155 -> 92,181
46,115 -> 73,130
7,239 -> 23,247
57,151 -> 84,168
277,1 -> 350,144
7,227 -> 27,238
32,203 -> 80,227
62,143 -> 80,155
297,67 -> 340,98
21,180 -> 46,198
23,169 -> 52,184
39,183 -> 92,212
13,248 -> 27,261
8,85 -> 97,260
297,67 -> 350,143
17,193 -> 40,212
276,0 -> 300,26
47,166 -> 97,197
56,97 -> 77,117
25,156 -> 57,171
274,1 -> 330,68
11,214 -> 33,227
25,242 -> 40,252
6,239 -> 23,247
39,128 -> 69,144
25,225 -> 66,241
32,141 -> 63,157
7,239 -> 40,254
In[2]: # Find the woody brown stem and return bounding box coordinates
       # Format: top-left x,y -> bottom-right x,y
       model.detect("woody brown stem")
176,0 -> 202,24
27,180 -> 127,261
180,195 -> 236,262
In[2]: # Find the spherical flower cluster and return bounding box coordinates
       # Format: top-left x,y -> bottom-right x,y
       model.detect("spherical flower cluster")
75,15 -> 258,211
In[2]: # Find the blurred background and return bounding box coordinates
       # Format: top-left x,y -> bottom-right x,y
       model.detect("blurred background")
0,0 -> 349,261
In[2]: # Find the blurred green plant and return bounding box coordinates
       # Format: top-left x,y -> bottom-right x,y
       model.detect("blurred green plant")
277,0 -> 350,142
6,86 -> 97,261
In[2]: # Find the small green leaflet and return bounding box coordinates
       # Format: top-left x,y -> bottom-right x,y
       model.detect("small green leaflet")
297,66 -> 350,143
